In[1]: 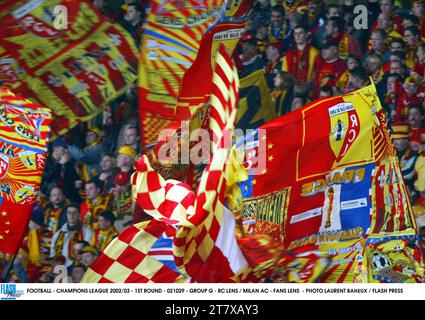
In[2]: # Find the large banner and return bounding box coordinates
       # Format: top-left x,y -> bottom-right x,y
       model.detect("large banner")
0,87 -> 51,255
138,0 -> 223,145
138,0 -> 253,147
0,0 -> 138,137
235,84 -> 424,283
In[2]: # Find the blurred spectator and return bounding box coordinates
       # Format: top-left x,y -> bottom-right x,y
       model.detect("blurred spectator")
373,0 -> 404,34
396,77 -> 422,121
368,29 -> 391,63
377,12 -> 403,42
81,246 -> 99,269
71,263 -> 86,283
313,39 -> 347,98
90,210 -> 118,252
392,122 -> 418,192
349,67 -> 370,90
251,0 -> 272,28
102,104 -> 120,154
291,82 -> 310,111
408,104 -> 425,153
389,38 -> 406,53
404,26 -> 422,68
338,54 -> 361,93
50,204 -> 93,268
93,0 -> 116,21
255,24 -> 270,55
98,153 -> 117,194
237,34 -> 266,78
269,5 -> 288,42
384,73 -> 403,121
313,4 -> 341,47
325,16 -> 362,60
319,85 -> 333,98
71,240 -> 90,265
403,14 -> 420,31
41,138 -> 81,203
120,2 -> 145,46
43,187 -> 68,250
412,0 -> 425,37
124,124 -> 141,154
281,24 -> 319,84
80,178 -> 109,231
68,127 -> 103,184
264,41 -> 284,88
271,71 -> 295,115
365,54 -> 384,83
111,169 -> 133,223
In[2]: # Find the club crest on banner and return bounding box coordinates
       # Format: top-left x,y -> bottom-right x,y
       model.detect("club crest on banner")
328,103 -> 360,162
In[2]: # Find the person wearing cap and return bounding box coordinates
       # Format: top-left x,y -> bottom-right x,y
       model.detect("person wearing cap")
50,204 -> 93,268
80,177 -> 109,231
90,210 -> 118,252
68,127 -> 103,184
395,77 -> 422,121
392,122 -> 417,191
81,245 -> 99,268
10,206 -> 48,283
41,137 -> 81,204
313,38 -> 347,99
116,145 -> 137,173
281,24 -> 319,84
112,147 -> 136,221
237,32 -> 266,78
264,40 -> 284,87
325,16 -> 362,60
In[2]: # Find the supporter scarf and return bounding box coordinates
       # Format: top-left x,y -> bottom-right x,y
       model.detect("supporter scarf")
54,226 -> 84,260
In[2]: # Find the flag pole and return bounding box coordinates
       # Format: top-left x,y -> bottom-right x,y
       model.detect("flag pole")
1,251 -> 18,283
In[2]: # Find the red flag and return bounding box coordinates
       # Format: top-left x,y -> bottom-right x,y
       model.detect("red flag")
0,87 -> 51,254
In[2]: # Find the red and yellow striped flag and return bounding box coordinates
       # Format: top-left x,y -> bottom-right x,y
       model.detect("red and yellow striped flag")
0,87 -> 51,255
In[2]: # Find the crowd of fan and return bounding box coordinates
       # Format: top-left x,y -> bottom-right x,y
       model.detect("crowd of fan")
1,0 -> 425,283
